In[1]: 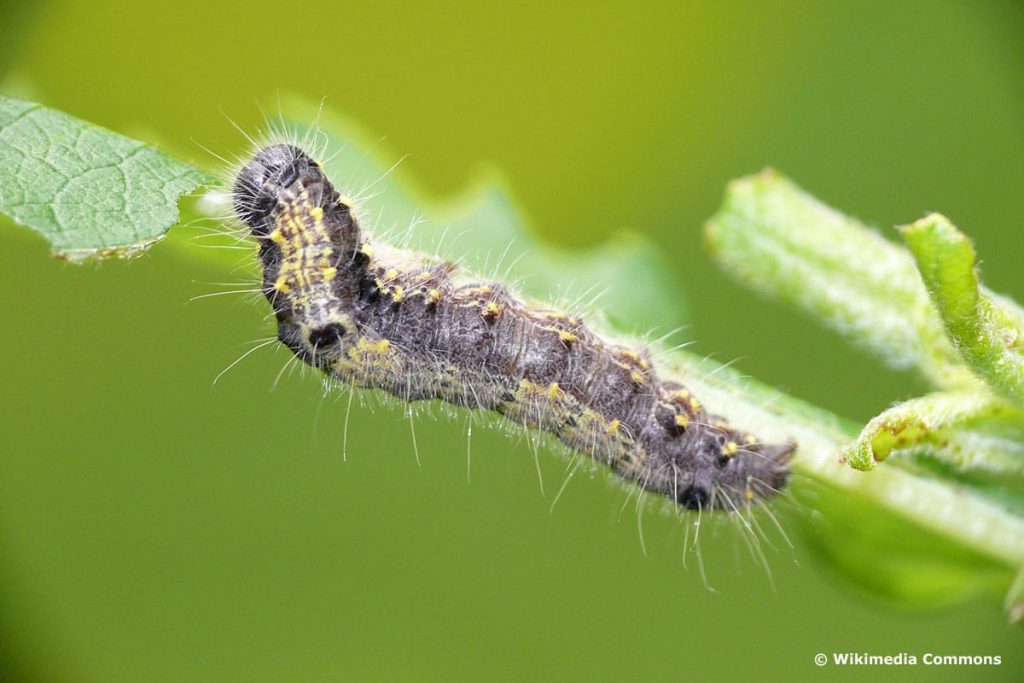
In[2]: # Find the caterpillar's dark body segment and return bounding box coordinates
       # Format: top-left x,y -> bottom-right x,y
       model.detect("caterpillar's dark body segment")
233,144 -> 794,510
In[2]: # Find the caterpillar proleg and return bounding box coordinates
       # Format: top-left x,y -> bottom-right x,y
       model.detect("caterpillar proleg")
232,143 -> 794,511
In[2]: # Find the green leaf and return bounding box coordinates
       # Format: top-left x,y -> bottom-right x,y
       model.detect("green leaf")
704,170 -> 979,389
0,95 -> 214,260
901,214 -> 1024,408
801,481 -> 1015,609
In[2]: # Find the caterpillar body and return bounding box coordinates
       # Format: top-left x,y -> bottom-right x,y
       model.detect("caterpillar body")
232,143 -> 794,511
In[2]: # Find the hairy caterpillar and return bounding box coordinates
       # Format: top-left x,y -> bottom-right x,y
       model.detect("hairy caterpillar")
232,143 -> 794,511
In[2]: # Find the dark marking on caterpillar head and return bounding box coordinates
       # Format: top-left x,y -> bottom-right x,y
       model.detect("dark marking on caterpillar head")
308,322 -> 347,349
232,144 -> 796,511
677,485 -> 709,510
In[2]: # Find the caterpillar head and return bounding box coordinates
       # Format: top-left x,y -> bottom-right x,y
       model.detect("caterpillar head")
676,419 -> 794,511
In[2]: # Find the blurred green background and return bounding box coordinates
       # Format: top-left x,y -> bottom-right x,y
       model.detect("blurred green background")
1,0 -> 1022,681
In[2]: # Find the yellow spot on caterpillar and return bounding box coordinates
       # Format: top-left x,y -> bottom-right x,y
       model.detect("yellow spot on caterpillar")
323,267 -> 338,280
689,397 -> 702,412
416,271 -> 432,281
274,275 -> 291,293
426,289 -> 441,304
631,371 -> 646,385
338,194 -> 355,207
547,382 -> 562,399
544,311 -> 578,324
671,389 -> 690,401
360,242 -> 374,258
607,419 -> 621,433
744,435 -> 757,445
392,286 -> 405,303
384,269 -> 399,281
573,409 -> 603,435
518,379 -> 540,395
723,441 -> 739,456
310,206 -> 324,220
744,488 -> 755,502
465,285 -> 492,296
621,350 -> 647,368
348,337 -> 392,358
269,228 -> 285,245
337,337 -> 397,380
675,414 -> 689,430
558,330 -> 577,343
483,301 -> 501,318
